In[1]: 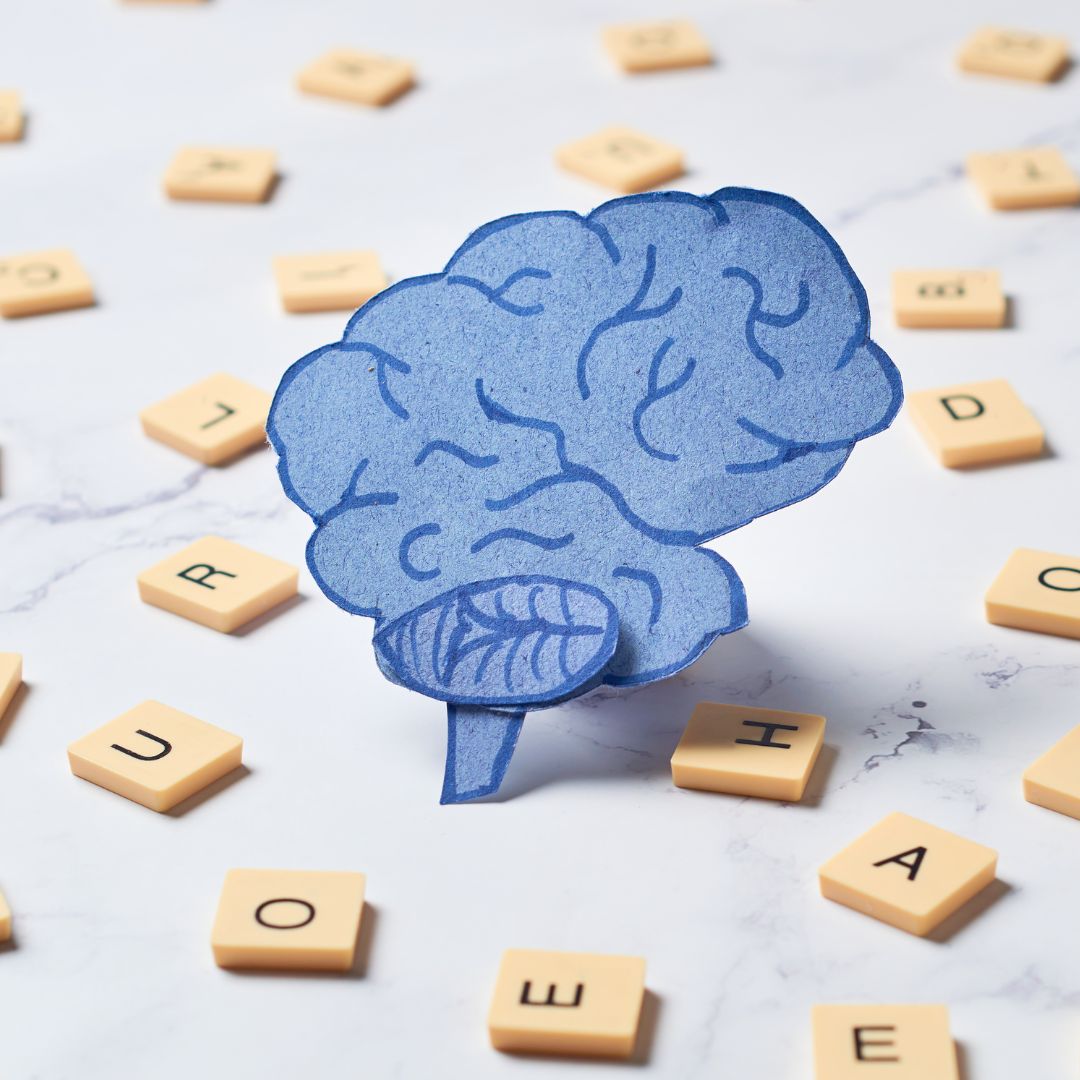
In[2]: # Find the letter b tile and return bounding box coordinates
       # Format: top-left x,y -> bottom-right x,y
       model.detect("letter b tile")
813,1004 -> 958,1079
212,869 -> 366,971
488,949 -> 646,1058
68,701 -> 242,812
819,812 -> 997,937
137,536 -> 298,633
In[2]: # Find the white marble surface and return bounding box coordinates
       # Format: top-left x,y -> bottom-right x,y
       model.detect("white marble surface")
3,1 -> 1080,1076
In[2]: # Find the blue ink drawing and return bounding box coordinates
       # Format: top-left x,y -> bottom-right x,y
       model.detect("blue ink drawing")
268,188 -> 903,803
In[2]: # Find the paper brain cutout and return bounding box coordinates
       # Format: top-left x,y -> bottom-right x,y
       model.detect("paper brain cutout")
269,188 -> 902,803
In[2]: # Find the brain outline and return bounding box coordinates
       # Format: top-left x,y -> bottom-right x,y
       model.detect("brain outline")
268,186 -> 902,801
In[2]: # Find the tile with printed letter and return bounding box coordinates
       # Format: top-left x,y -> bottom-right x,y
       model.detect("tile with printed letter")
967,147 -> 1080,210
140,373 -> 271,465
812,1004 -> 958,1079
1024,724 -> 1080,820
556,126 -> 684,193
957,26 -> 1069,82
819,812 -> 997,937
671,701 -> 826,801
68,701 -> 242,812
891,269 -> 1005,328
212,868 -> 366,971
0,90 -> 24,142
0,249 -> 94,318
164,147 -> 277,203
297,48 -> 414,107
603,20 -> 713,73
273,251 -> 387,313
906,379 -> 1043,467
137,536 -> 298,633
488,949 -> 646,1058
986,548 -> 1080,640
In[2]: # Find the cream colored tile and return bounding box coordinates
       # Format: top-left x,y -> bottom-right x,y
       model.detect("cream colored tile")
603,20 -> 713,73
819,812 -> 997,937
986,548 -> 1080,640
812,1004 -> 958,1079
137,536 -> 298,633
297,49 -> 414,106
957,26 -> 1069,82
671,701 -> 825,801
0,90 -> 24,141
892,269 -> 1005,328
0,249 -> 94,318
212,869 -> 366,971
906,379 -> 1042,467
968,147 -> 1080,209
556,126 -> 683,193
164,147 -> 276,203
68,701 -> 242,812
488,949 -> 646,1058
140,373 -> 271,465
273,251 -> 386,313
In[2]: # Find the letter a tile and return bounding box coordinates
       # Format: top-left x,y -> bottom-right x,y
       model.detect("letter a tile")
819,813 -> 997,937
68,701 -> 242,812
813,1004 -> 958,1079
488,949 -> 646,1058
137,536 -> 297,633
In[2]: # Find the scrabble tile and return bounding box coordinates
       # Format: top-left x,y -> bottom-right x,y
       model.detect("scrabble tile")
140,373 -> 271,465
273,251 -> 387,313
602,20 -> 713,73
68,701 -> 242,812
137,536 -> 298,633
891,269 -> 1005,329
1024,724 -> 1080,820
986,548 -> 1080,641
211,868 -> 366,971
297,49 -> 414,107
163,147 -> 277,203
812,1004 -> 958,1079
957,27 -> 1069,83
0,653 -> 22,722
906,379 -> 1043,468
967,147 -> 1080,210
671,701 -> 826,801
0,249 -> 94,318
0,888 -> 10,942
556,126 -> 684,194
0,90 -> 24,141
819,812 -> 997,937
488,949 -> 646,1059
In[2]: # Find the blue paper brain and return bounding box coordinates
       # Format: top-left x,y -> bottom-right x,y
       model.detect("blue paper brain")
268,188 -> 902,803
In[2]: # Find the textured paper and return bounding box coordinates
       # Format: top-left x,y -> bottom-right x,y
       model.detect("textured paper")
269,188 -> 902,802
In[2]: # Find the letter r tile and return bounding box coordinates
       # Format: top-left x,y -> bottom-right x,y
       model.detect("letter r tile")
68,701 -> 242,812
488,949 -> 646,1058
819,812 -> 997,937
812,1004 -> 958,1079
137,536 -> 298,633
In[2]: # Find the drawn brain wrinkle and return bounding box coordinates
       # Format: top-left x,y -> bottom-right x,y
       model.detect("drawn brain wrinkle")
269,188 -> 902,802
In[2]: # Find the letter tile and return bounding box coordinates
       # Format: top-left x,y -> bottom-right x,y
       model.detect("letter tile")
163,147 -> 277,203
0,249 -> 94,318
68,701 -> 242,812
671,701 -> 826,801
137,536 -> 298,633
891,270 -> 1005,328
488,949 -> 646,1058
556,126 -> 684,193
986,548 -> 1080,640
819,812 -> 997,937
212,868 -> 366,971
